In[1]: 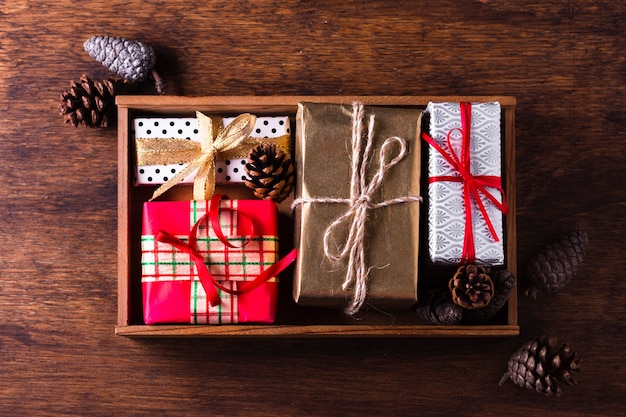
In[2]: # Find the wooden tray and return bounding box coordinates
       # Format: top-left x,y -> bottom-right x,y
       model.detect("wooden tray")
116,95 -> 518,337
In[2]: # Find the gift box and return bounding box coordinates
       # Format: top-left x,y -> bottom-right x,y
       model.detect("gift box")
118,95 -> 518,338
133,114 -> 290,185
141,196 -> 285,324
422,102 -> 508,265
293,102 -> 422,313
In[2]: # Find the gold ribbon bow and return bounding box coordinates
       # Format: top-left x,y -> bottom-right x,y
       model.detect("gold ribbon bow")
137,111 -> 256,201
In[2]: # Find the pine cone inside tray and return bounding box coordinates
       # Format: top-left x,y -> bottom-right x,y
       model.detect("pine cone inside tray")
463,268 -> 515,324
59,74 -> 130,128
499,334 -> 581,397
244,143 -> 295,203
449,264 -> 495,309
415,288 -> 463,325
526,230 -> 588,299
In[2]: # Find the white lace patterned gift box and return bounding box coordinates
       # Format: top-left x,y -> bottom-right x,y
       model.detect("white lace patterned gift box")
422,102 -> 508,265
133,115 -> 290,185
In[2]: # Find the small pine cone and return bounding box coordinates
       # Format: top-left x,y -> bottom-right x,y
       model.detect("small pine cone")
449,264 -> 495,309
84,35 -> 163,93
244,144 -> 295,203
463,269 -> 515,324
526,230 -> 588,299
499,334 -> 581,397
59,74 -> 130,128
416,288 -> 463,325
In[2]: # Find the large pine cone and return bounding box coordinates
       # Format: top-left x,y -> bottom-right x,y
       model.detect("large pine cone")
526,230 -> 588,299
449,264 -> 495,309
499,334 -> 581,397
415,288 -> 463,325
59,74 -> 130,128
463,269 -> 515,324
244,143 -> 295,203
84,35 -> 156,83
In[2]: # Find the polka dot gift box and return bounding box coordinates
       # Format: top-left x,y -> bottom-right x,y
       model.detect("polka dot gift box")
133,115 -> 290,186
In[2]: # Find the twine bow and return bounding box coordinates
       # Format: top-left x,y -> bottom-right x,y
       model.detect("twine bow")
421,102 -> 508,264
137,111 -> 256,201
293,103 -> 422,316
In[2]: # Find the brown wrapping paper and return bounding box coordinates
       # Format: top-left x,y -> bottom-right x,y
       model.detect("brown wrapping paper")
293,102 -> 422,310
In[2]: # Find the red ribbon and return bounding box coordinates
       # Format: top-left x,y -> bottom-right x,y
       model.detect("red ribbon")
155,193 -> 298,306
421,102 -> 508,264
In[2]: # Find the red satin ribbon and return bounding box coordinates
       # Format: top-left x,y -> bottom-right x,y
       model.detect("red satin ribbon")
422,102 -> 508,263
155,194 -> 298,306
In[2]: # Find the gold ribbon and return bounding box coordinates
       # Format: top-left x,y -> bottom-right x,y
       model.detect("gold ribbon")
142,111 -> 257,201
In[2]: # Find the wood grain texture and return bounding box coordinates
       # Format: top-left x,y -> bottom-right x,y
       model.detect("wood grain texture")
1,0 -> 625,416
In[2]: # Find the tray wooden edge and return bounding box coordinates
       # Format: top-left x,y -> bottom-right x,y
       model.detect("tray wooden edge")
115,324 -> 520,338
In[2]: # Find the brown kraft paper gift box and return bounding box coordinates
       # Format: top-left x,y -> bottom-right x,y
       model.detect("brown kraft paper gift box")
293,102 -> 422,312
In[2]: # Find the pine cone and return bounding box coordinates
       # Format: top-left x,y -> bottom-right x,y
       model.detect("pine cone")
526,230 -> 588,299
449,264 -> 495,309
84,35 -> 163,93
59,74 -> 130,128
499,334 -> 581,397
416,288 -> 463,325
463,269 -> 515,324
244,143 -> 295,203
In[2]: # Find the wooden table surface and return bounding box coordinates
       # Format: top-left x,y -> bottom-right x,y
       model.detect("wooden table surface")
1,1 -> 625,416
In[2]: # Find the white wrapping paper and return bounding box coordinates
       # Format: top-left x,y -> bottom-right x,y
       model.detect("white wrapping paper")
133,116 -> 290,185
425,102 -> 505,265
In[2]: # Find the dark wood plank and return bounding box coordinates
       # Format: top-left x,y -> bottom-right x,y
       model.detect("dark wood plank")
0,0 -> 624,415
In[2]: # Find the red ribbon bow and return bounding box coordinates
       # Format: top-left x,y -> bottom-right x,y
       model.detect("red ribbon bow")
155,194 -> 298,306
421,102 -> 508,264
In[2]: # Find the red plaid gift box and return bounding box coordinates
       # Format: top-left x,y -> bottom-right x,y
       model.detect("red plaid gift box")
141,195 -> 295,324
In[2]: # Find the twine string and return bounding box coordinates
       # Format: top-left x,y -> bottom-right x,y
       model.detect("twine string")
292,103 -> 422,315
